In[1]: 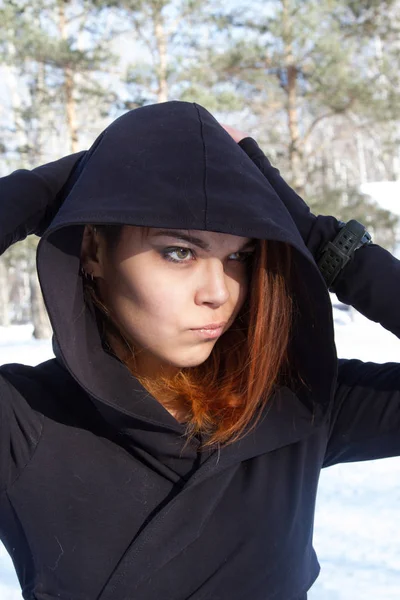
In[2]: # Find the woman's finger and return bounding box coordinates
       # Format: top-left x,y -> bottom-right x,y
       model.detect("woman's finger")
220,123 -> 249,144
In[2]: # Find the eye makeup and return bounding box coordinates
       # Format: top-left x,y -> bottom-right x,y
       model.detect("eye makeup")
161,246 -> 256,264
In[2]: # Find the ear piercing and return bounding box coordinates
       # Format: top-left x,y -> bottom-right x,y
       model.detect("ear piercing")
80,267 -> 95,282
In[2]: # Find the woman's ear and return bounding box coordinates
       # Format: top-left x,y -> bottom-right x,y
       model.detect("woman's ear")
80,225 -> 104,278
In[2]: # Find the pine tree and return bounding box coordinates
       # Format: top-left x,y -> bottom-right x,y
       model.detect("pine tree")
194,0 -> 400,198
95,0 -> 241,111
0,0 -> 117,337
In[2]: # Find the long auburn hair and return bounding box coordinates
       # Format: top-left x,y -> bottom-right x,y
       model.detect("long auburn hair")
83,225 -> 294,451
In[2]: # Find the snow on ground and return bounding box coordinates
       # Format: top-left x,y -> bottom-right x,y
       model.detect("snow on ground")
0,313 -> 399,599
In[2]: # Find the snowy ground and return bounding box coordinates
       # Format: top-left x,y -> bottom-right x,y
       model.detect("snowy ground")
0,309 -> 399,599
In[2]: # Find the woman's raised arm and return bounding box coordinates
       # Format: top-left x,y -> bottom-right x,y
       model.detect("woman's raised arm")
231,133 -> 400,339
228,131 -> 400,465
0,151 -> 85,491
0,151 -> 85,255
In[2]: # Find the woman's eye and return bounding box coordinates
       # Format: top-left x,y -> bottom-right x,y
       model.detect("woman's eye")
231,251 -> 255,263
162,247 -> 255,264
163,247 -> 193,263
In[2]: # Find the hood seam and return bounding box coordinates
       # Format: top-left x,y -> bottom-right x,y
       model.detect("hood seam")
194,103 -> 208,228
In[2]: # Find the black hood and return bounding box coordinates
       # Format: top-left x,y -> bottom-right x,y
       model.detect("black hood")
37,101 -> 337,461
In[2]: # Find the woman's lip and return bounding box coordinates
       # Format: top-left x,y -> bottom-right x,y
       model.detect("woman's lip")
191,322 -> 227,330
190,327 -> 224,339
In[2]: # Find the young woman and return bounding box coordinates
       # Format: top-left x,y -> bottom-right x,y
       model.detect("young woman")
0,101 -> 399,600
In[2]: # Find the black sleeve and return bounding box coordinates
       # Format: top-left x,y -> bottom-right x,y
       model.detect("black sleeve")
0,153 -> 84,488
308,216 -> 400,466
306,214 -> 400,339
323,358 -> 400,466
235,140 -> 400,464
0,151 -> 85,255
238,138 -> 400,339
0,369 -> 43,491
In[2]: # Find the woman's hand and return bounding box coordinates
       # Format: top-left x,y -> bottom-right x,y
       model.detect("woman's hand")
220,123 -> 249,144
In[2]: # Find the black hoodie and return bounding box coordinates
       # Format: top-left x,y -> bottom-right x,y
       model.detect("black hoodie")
0,101 -> 399,600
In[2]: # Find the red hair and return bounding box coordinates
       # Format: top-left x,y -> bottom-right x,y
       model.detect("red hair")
83,226 -> 293,450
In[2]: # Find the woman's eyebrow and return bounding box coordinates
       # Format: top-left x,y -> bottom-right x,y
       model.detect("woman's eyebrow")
151,230 -> 256,252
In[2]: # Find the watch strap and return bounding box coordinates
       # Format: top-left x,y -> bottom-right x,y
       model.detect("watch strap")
317,219 -> 372,289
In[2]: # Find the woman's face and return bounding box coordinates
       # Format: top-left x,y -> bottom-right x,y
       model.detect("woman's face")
82,226 -> 256,378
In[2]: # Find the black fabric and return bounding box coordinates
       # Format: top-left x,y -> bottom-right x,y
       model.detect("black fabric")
0,151 -> 85,254
238,137 -> 317,242
0,100 -> 399,600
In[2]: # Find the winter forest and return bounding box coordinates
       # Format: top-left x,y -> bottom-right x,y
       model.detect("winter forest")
0,0 -> 400,335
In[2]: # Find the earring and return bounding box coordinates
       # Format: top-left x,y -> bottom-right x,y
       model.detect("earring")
80,266 -> 94,282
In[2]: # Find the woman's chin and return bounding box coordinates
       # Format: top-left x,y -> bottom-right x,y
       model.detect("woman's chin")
133,343 -> 215,378
167,347 -> 214,370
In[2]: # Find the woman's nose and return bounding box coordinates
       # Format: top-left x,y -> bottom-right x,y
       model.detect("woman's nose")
195,260 -> 230,306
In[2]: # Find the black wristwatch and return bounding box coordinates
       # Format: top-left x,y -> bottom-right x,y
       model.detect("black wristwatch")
317,219 -> 372,290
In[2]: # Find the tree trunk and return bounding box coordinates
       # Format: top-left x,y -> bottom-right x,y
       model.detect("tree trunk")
29,271 -> 52,339
282,0 -> 304,194
153,9 -> 169,103
3,58 -> 29,158
59,1 -> 79,152
0,258 -> 10,327
65,66 -> 78,152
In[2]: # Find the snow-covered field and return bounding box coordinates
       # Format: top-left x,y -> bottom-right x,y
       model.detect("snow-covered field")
0,310 -> 399,599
